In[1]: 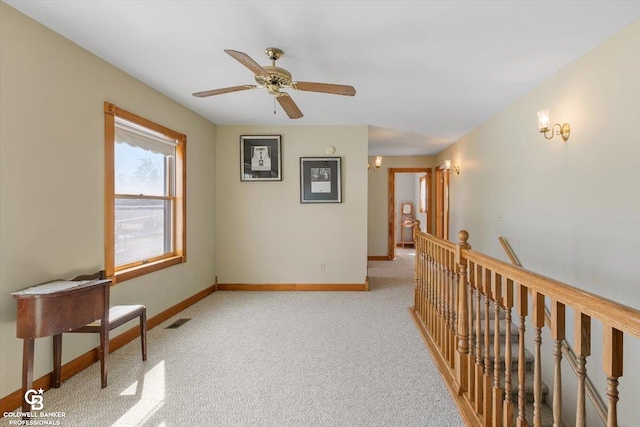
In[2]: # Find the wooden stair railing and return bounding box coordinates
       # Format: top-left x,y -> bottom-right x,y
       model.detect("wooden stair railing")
499,236 -> 607,425
411,226 -> 640,427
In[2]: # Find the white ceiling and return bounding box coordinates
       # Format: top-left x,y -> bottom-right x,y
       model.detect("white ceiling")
5,1 -> 639,156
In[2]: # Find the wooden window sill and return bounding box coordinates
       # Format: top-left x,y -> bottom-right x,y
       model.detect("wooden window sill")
113,255 -> 185,284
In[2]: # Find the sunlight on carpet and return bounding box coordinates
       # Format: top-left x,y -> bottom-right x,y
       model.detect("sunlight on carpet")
113,361 -> 165,426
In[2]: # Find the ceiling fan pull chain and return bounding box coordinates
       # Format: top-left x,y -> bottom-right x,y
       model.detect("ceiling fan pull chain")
273,96 -> 276,115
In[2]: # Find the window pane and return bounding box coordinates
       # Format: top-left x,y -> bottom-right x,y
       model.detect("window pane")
115,198 -> 172,266
115,143 -> 171,196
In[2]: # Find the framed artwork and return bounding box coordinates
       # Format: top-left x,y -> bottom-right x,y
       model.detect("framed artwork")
300,157 -> 341,203
240,135 -> 282,181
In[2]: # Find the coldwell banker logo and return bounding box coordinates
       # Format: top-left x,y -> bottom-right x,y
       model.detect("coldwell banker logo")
3,388 -> 66,425
25,389 -> 44,411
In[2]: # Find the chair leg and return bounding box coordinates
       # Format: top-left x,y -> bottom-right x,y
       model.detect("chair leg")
140,309 -> 147,361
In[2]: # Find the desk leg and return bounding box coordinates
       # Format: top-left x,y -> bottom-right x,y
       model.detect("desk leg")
22,338 -> 34,413
52,334 -> 62,388
99,326 -> 108,388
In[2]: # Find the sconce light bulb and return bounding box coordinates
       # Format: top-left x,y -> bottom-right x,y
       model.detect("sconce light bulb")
537,110 -> 551,132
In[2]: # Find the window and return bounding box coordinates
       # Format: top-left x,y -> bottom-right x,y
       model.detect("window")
419,174 -> 427,213
104,102 -> 186,282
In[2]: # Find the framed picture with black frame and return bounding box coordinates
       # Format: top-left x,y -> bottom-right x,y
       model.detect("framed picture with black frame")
300,157 -> 341,203
240,135 -> 282,181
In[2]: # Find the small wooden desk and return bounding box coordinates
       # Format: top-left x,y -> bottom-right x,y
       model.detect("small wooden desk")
12,279 -> 111,412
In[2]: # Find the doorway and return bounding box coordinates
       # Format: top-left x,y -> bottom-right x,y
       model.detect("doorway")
387,168 -> 432,260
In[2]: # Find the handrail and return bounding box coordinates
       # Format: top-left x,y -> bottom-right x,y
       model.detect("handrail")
498,236 -> 521,267
418,229 -> 640,338
412,228 -> 640,427
499,236 -> 607,425
460,245 -> 640,339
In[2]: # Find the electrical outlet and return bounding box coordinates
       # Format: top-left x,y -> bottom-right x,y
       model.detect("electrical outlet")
320,262 -> 326,271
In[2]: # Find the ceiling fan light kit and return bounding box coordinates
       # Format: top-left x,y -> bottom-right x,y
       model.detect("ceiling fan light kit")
193,47 -> 356,119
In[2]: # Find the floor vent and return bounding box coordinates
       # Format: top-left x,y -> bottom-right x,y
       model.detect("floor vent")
165,318 -> 191,329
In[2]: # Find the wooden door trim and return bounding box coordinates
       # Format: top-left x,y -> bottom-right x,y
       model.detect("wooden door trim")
435,162 -> 450,240
388,168 -> 432,260
436,169 -> 443,238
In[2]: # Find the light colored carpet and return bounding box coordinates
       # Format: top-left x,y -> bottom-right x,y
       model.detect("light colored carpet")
2,248 -> 463,426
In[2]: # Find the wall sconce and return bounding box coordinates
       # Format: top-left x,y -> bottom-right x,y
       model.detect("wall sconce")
537,110 -> 570,141
440,160 -> 460,175
368,156 -> 383,171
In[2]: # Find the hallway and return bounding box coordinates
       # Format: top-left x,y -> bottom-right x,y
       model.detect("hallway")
1,248 -> 464,427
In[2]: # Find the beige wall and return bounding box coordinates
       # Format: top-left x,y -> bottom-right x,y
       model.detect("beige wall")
367,156 -> 435,256
436,20 -> 640,425
0,3 -> 217,398
216,125 -> 368,285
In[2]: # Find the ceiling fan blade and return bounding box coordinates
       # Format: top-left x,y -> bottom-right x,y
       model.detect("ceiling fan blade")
224,49 -> 270,78
276,93 -> 303,119
292,81 -> 356,96
192,85 -> 257,97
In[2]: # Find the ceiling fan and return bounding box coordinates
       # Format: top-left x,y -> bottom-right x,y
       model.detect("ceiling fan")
192,47 -> 356,119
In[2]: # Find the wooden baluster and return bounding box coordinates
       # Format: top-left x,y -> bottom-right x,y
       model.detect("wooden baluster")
550,300 -> 565,427
439,246 -> 446,352
454,231 -> 470,394
420,239 -> 425,322
503,278 -> 515,427
424,242 -> 432,331
532,291 -> 545,427
446,250 -> 452,366
441,248 -> 451,364
483,267 -> 493,425
422,241 -> 427,325
414,235 -> 419,316
432,243 -> 438,336
415,236 -> 420,317
432,244 -> 438,338
603,326 -> 623,427
467,260 -> 476,404
475,263 -> 484,414
574,312 -> 590,427
422,239 -> 427,322
492,273 -> 503,427
434,245 -> 440,345
449,250 -> 457,367
426,242 -> 433,331
417,236 -> 422,318
435,244 -> 440,337
419,239 -> 425,323
517,284 -> 529,427
438,247 -> 448,352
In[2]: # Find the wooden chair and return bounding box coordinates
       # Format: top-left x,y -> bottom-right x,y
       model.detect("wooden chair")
69,271 -> 147,362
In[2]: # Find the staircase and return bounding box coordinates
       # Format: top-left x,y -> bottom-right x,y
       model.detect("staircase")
476,303 -> 556,426
413,229 -> 640,427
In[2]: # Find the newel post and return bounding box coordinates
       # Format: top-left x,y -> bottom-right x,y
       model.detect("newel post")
454,230 -> 471,394
412,220 -> 421,243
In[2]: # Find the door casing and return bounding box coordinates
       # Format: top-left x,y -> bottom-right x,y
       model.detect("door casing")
387,168 -> 433,260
